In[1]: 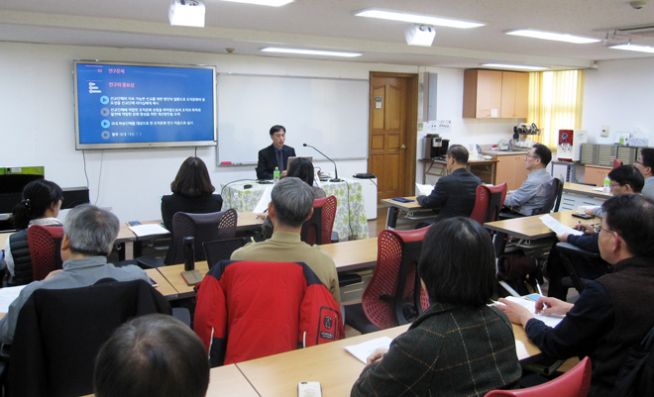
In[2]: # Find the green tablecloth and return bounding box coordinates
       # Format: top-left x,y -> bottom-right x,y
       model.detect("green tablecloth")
222,179 -> 369,240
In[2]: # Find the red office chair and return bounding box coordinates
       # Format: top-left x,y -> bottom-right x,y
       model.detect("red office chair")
27,225 -> 64,281
484,357 -> 592,397
471,183 -> 508,224
345,227 -> 430,333
301,195 -> 337,245
164,209 -> 238,265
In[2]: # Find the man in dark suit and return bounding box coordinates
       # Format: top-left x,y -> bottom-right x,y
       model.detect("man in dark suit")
417,144 -> 481,221
255,125 -> 296,180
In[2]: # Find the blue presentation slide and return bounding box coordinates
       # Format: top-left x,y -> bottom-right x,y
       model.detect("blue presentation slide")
75,63 -> 215,146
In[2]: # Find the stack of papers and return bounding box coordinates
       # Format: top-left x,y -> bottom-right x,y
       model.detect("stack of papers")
415,183 -> 432,196
344,336 -> 393,364
540,214 -> 583,236
503,296 -> 564,328
0,285 -> 27,312
129,224 -> 170,237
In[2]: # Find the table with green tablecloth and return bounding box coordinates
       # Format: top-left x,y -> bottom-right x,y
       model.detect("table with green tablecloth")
222,179 -> 369,240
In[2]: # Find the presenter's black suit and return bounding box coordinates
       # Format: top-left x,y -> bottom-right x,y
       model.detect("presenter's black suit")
417,168 -> 481,221
255,144 -> 296,180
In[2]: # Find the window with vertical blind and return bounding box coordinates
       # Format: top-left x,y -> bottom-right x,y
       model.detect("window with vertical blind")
528,70 -> 584,148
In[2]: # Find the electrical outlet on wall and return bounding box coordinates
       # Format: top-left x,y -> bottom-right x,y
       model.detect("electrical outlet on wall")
600,125 -> 610,137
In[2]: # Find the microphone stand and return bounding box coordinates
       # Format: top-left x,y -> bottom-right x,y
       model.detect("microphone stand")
303,143 -> 342,182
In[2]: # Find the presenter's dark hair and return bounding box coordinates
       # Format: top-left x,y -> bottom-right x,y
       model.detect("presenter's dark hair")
608,165 -> 644,193
269,125 -> 286,135
12,179 -> 63,230
418,217 -> 495,307
170,157 -> 215,197
602,194 -> 654,258
640,148 -> 654,169
447,144 -> 469,164
532,143 -> 552,167
286,158 -> 315,186
94,314 -> 209,397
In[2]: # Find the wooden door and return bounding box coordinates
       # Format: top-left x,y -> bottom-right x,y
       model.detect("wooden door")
368,73 -> 417,199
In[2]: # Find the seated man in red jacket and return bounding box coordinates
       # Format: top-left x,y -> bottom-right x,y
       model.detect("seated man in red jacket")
499,194 -> 654,396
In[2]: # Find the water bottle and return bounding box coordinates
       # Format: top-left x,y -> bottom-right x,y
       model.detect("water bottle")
183,236 -> 195,271
273,166 -> 281,182
603,176 -> 610,193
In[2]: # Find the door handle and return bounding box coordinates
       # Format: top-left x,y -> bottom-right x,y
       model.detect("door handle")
400,144 -> 406,150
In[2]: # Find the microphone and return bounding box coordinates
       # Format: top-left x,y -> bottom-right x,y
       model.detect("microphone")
302,143 -> 342,182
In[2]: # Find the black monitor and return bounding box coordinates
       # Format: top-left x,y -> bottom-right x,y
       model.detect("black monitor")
0,166 -> 45,214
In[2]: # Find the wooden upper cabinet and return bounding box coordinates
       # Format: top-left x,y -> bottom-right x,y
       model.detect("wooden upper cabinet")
463,69 -> 528,119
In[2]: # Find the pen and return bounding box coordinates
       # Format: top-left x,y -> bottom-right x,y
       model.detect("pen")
536,282 -> 543,296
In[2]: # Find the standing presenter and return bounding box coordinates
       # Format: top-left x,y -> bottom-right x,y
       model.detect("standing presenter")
255,125 -> 296,180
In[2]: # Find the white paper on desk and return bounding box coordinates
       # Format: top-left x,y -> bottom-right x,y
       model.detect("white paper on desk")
128,224 -> 170,237
592,187 -> 606,192
416,183 -> 432,196
539,214 -> 583,236
253,185 -> 273,214
504,296 -> 563,328
0,285 -> 27,312
345,336 -> 393,364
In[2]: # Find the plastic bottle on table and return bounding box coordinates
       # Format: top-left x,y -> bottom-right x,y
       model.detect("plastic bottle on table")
603,176 -> 610,193
273,166 -> 281,182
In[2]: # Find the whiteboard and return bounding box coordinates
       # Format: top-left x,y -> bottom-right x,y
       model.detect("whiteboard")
216,74 -> 368,165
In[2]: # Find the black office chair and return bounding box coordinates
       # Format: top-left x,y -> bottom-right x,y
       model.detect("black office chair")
6,279 -> 171,397
551,241 -> 611,300
532,177 -> 564,215
203,237 -> 248,269
164,209 -> 238,265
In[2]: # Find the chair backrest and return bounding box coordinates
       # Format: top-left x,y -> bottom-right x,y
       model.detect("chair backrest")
484,356 -> 591,397
301,195 -> 337,245
7,279 -> 171,397
27,225 -> 64,281
203,237 -> 248,269
470,183 -> 508,224
165,209 -> 238,265
194,260 -> 343,366
532,177 -> 563,215
361,227 -> 431,329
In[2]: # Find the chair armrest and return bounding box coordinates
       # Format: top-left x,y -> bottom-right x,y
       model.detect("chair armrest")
556,242 -> 600,258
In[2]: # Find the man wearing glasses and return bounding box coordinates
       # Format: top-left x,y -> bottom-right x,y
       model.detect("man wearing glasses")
499,194 -> 654,396
633,147 -> 654,200
502,143 -> 553,216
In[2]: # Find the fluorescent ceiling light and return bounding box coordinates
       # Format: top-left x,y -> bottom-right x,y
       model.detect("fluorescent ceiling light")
610,43 -> 654,54
220,0 -> 294,6
261,47 -> 362,58
506,29 -> 600,44
169,0 -> 205,28
482,63 -> 547,71
355,9 -> 484,29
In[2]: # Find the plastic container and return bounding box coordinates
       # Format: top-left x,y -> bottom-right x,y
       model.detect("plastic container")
273,166 -> 280,182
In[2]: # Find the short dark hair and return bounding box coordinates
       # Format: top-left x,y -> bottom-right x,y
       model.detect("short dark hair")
286,157 -> 315,186
94,314 -> 209,397
532,143 -> 552,167
608,165 -> 644,193
640,148 -> 654,169
602,194 -> 654,258
271,177 -> 313,227
447,144 -> 469,164
269,125 -> 286,135
12,179 -> 63,230
418,217 -> 496,307
170,157 -> 215,197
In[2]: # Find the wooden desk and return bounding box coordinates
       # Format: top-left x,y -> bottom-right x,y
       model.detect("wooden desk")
381,197 -> 423,228
319,238 -> 377,272
484,210 -> 596,241
157,238 -> 379,297
145,268 -> 178,299
115,212 -> 264,260
207,364 -> 258,397
236,323 -> 539,397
